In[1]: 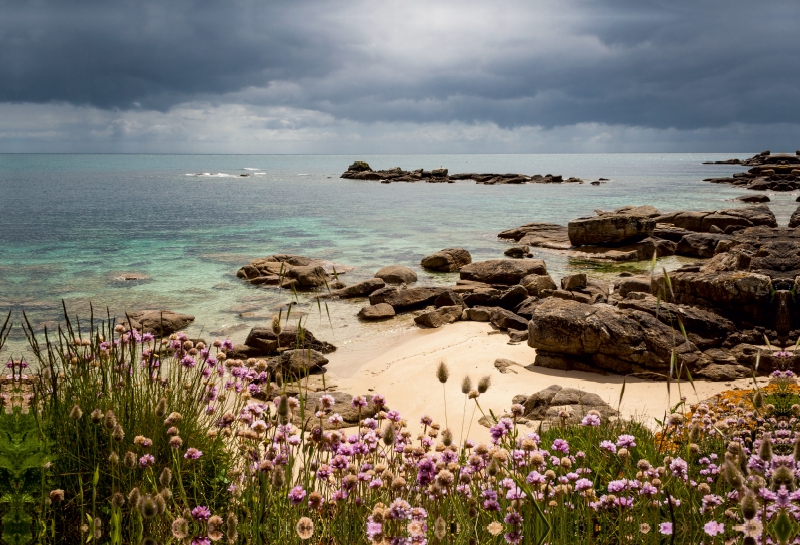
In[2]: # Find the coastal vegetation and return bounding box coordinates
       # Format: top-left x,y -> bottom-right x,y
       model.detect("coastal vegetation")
0,303 -> 797,545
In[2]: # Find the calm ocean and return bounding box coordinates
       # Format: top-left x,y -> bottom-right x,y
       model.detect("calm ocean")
0,153 -> 794,352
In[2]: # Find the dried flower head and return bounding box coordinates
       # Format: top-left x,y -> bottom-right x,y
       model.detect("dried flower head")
155,397 -> 168,418
123,451 -> 137,469
171,517 -> 189,539
295,517 -> 314,540
436,361 -> 449,384
159,467 -> 172,488
90,409 -> 104,424
103,410 -> 117,431
69,405 -> 83,420
127,487 -> 141,508
138,495 -> 158,519
49,489 -> 65,502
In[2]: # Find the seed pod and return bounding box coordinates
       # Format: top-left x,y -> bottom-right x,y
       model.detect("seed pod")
154,493 -> 166,515
69,405 -> 83,421
771,465 -> 795,491
139,494 -> 158,519
741,491 -> 758,521
127,487 -> 141,509
271,315 -> 282,336
758,436 -> 773,462
155,397 -> 168,418
723,460 -> 744,490
159,467 -> 172,487
436,361 -> 449,384
111,492 -> 125,508
123,451 -> 137,469
103,410 -> 117,431
278,395 -> 289,424
442,428 -> 453,447
382,424 -> 395,446
112,424 -> 125,442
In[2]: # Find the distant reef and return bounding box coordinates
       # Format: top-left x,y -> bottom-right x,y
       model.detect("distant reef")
339,161 -> 608,185
704,150 -> 800,191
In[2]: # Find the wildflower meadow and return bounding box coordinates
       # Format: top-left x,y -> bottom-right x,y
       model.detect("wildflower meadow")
0,306 -> 799,545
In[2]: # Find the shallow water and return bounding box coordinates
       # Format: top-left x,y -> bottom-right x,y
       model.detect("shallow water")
1,153 -> 795,353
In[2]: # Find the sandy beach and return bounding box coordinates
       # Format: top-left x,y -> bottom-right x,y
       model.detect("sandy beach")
326,321 -> 761,440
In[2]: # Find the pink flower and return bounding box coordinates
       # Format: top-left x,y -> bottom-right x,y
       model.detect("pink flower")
184,448 -> 203,460
659,522 -> 673,535
703,521 -> 724,536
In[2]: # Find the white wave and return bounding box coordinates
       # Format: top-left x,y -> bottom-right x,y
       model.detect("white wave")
253,172 -> 267,176
243,168 -> 261,171
297,173 -> 310,176
185,172 -> 240,178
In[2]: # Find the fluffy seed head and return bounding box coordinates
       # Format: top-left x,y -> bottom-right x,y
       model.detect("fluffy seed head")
741,491 -> 758,520
155,397 -> 168,418
127,487 -> 141,508
758,436 -> 773,462
461,376 -> 472,394
171,517 -> 189,539
295,517 -> 314,540
441,428 -> 453,447
103,410 -> 117,431
753,391 -> 765,409
111,492 -> 125,508
159,467 -> 172,488
112,424 -> 125,442
477,375 -> 491,394
436,361 -> 449,384
138,495 -> 158,519
69,405 -> 83,421
123,451 -> 137,469
382,424 -> 395,446
90,409 -> 104,424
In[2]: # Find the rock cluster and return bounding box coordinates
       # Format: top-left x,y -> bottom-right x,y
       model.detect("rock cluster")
120,310 -> 195,336
236,254 -> 350,291
339,161 -> 600,185
703,151 -> 800,191
499,204 -> 777,261
482,385 -> 618,428
526,223 -> 800,380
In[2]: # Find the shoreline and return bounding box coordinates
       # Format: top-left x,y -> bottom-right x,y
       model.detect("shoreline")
325,321 -> 760,439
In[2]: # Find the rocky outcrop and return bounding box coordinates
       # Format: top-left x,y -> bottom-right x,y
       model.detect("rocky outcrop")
460,259 -> 547,285
489,308 -> 528,331
369,286 -> 447,311
122,310 -> 195,335
420,248 -> 472,272
497,223 -> 571,250
374,265 -> 418,284
520,274 -> 558,295
703,152 -> 800,191
237,254 -> 349,290
414,306 -> 462,328
281,349 -> 329,375
340,162 -> 596,185
568,207 -> 658,246
235,325 -> 337,358
295,391 -> 382,430
519,385 -> 618,424
322,278 -> 386,299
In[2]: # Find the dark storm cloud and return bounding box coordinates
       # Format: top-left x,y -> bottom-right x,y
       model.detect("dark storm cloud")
3,0 -> 800,130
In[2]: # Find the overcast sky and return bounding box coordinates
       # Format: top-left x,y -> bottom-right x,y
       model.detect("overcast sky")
2,0 -> 799,153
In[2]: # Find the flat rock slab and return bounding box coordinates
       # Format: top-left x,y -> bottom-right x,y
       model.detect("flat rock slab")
460,259 -> 547,285
369,286 -> 447,310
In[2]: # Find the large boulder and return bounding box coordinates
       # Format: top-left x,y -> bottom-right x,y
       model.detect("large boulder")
414,306 -> 462,328
280,349 -> 329,375
296,391 -> 381,430
460,259 -> 547,285
357,303 -> 396,320
420,248 -> 472,272
613,275 -> 652,297
123,310 -> 195,336
236,254 -> 348,290
243,325 -> 336,356
324,278 -> 386,298
462,284 -> 529,310
521,385 -> 618,423
568,208 -> 657,246
375,265 -> 418,284
527,298 -> 691,374
368,286 -> 447,310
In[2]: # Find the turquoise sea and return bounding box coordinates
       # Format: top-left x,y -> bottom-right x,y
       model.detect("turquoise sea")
1,153 -> 796,353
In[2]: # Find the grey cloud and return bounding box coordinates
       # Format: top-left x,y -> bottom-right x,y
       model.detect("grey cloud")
3,0 -> 800,132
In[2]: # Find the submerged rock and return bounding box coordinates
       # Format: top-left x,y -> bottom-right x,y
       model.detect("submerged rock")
421,248 -> 472,272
